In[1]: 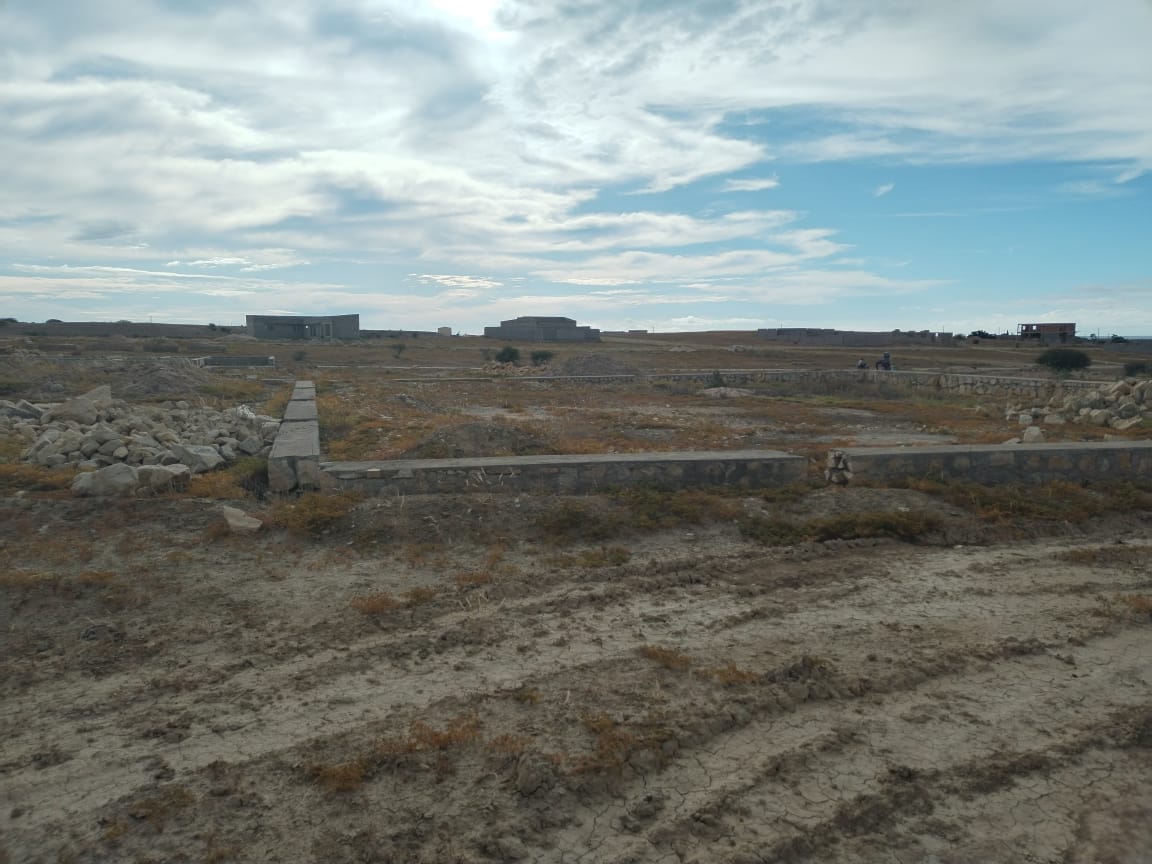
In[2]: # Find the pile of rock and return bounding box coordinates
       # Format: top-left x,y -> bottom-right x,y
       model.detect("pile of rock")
1,385 -> 281,496
1008,378 -> 1150,433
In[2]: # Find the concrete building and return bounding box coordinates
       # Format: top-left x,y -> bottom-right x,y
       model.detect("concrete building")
758,328 -> 952,347
483,316 -> 600,342
1018,323 -> 1076,342
246,314 -> 360,340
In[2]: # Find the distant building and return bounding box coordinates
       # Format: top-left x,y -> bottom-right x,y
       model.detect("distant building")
437,326 -> 453,337
758,328 -> 952,347
246,314 -> 360,340
483,316 -> 601,342
1018,322 -> 1076,342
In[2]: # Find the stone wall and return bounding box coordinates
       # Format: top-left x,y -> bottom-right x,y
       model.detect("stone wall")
324,451 -> 807,496
258,374 -> 1150,497
268,381 -> 322,493
829,441 -> 1152,486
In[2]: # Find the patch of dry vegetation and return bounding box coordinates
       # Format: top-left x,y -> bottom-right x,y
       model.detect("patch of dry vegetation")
267,491 -> 364,537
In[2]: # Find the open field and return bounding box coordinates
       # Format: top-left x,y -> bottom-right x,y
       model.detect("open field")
2,332 -> 1151,863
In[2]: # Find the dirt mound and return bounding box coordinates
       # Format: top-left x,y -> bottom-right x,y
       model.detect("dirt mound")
555,353 -> 639,376
112,361 -> 212,400
403,421 -> 555,458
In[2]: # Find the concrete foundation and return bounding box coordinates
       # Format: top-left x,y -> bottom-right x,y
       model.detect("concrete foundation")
833,441 -> 1152,485
264,378 -> 1152,496
325,451 -> 807,495
268,380 -> 322,492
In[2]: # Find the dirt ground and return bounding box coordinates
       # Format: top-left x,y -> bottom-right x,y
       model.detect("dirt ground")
2,488 -> 1151,864
2,336 -> 1151,863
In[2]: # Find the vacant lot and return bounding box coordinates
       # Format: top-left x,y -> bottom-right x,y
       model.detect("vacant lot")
1,333 -> 1150,863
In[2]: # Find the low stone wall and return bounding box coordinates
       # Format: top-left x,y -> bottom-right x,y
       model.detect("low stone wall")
324,450 -> 807,495
475,369 -> 1100,403
262,375 -> 1150,497
193,355 -> 277,368
268,381 -> 321,493
831,441 -> 1152,486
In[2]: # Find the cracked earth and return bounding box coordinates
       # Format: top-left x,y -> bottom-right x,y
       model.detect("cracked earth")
1,489 -> 1151,864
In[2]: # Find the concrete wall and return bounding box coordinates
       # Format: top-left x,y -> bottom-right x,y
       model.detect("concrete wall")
268,381 -> 322,493
831,441 -> 1152,486
193,356 -> 277,368
263,376 -> 1150,497
324,451 -> 807,495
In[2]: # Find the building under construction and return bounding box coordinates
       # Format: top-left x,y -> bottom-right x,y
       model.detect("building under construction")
1017,323 -> 1076,342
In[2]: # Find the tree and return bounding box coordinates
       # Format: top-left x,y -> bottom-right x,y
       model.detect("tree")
1036,347 -> 1091,375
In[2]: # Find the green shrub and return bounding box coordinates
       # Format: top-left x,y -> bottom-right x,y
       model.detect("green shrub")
494,346 -> 521,364
1036,348 -> 1091,374
1123,361 -> 1150,378
530,350 -> 554,366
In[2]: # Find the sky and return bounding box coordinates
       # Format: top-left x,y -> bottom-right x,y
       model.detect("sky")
1,0 -> 1150,337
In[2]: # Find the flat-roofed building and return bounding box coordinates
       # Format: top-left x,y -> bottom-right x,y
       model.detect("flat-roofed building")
483,316 -> 600,342
1018,322 -> 1076,342
246,314 -> 360,340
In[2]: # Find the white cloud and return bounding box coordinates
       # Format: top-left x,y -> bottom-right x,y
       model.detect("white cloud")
0,0 -> 1148,333
873,183 -> 895,198
723,177 -> 780,192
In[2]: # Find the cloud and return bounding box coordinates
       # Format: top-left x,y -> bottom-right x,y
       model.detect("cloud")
723,177 -> 780,192
873,182 -> 895,198
1,0 -> 1149,334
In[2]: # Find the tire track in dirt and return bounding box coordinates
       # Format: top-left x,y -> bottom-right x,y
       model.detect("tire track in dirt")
500,627 -> 1152,862
2,538 -> 1148,856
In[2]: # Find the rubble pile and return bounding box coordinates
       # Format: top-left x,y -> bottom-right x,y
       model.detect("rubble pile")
1008,378 -> 1150,433
0,385 -> 280,496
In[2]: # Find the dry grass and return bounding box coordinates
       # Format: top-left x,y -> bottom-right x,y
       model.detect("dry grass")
502,685 -> 542,705
186,472 -> 247,499
380,713 -> 482,755
0,463 -> 74,493
486,734 -> 533,756
740,509 -> 942,546
308,759 -> 368,793
638,644 -> 693,671
454,569 -> 495,586
350,592 -> 400,616
401,586 -> 438,605
708,663 -> 760,686
1056,545 -> 1152,565
1120,594 -> 1152,616
267,491 -> 363,537
198,378 -> 265,405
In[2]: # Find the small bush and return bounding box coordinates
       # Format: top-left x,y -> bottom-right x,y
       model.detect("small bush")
1036,348 -> 1091,374
530,350 -> 554,366
494,346 -> 521,364
1123,361 -> 1151,378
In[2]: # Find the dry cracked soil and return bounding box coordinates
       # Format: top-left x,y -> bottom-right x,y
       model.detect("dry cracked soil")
2,486 -> 1151,864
